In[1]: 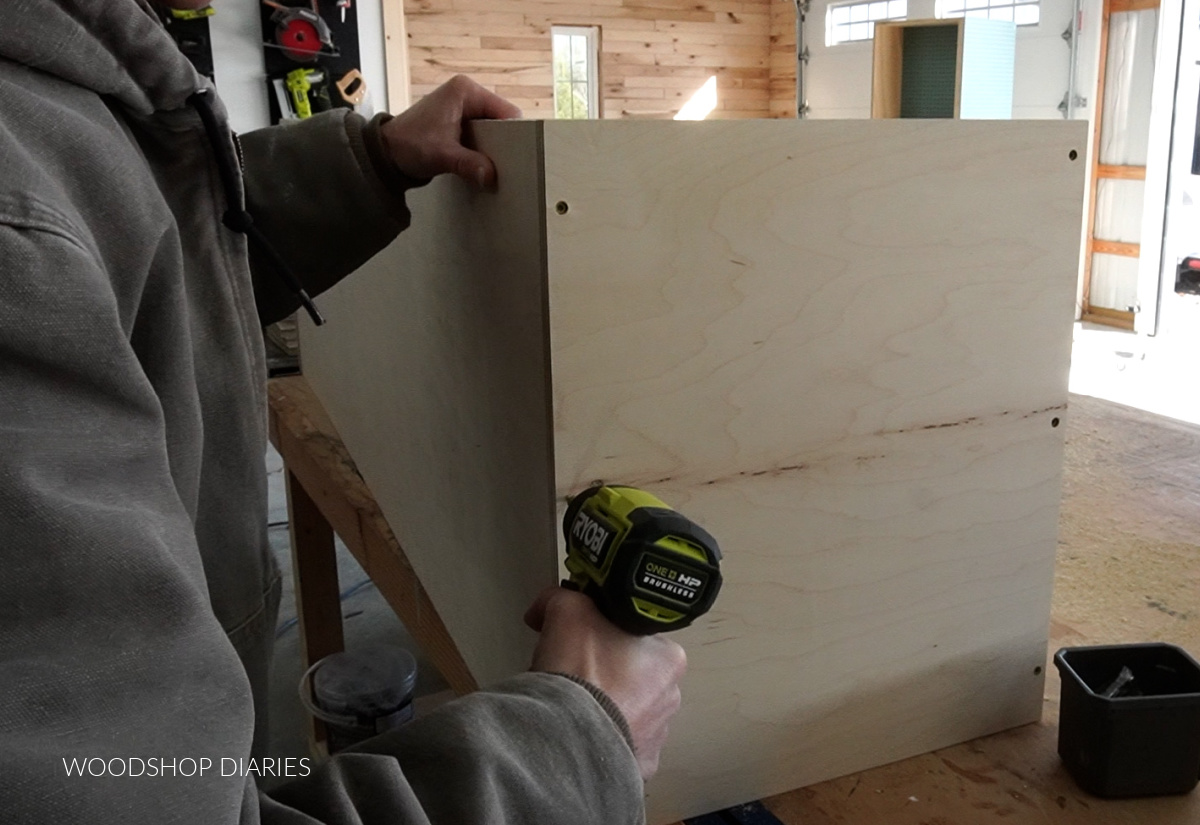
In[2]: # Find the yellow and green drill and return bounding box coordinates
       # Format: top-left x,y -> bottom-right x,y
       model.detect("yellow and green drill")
563,485 -> 723,636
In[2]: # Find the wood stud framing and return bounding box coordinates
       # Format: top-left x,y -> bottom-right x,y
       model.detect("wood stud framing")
1096,163 -> 1147,180
1080,0 -> 1159,330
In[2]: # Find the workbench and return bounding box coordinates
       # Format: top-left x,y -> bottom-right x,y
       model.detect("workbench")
268,374 -> 1200,824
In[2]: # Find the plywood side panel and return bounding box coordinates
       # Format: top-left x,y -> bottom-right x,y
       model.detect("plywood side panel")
541,120 -> 1087,821
298,121 -> 556,688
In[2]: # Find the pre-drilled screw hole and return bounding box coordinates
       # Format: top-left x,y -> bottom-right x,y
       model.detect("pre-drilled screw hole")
1034,666 -> 1043,675
1069,150 -> 1078,161
555,201 -> 569,215
1052,417 -> 1061,427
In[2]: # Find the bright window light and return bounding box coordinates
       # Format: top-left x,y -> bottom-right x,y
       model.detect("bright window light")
552,26 -> 600,119
937,0 -> 1039,26
675,76 -> 718,120
827,0 -> 908,46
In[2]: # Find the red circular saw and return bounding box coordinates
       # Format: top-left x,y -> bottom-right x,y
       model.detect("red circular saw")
266,2 -> 334,62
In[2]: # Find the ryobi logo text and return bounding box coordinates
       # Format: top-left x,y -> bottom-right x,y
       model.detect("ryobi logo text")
571,510 -> 615,566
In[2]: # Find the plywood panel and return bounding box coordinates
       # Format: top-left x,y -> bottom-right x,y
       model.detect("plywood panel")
298,121 -> 556,687
302,119 -> 1087,824
540,119 -> 1086,821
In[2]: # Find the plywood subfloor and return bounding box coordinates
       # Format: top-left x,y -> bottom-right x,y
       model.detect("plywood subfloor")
747,392 -> 1200,824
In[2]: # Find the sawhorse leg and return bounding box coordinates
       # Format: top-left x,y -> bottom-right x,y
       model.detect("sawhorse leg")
285,468 -> 344,756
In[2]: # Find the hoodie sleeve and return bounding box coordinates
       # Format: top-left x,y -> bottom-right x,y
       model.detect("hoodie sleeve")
259,673 -> 645,825
239,109 -> 419,327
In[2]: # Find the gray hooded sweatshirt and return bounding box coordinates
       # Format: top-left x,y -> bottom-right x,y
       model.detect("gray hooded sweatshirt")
0,1 -> 642,822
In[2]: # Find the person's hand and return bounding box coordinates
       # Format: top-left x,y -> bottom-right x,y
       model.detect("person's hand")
524,586 -> 687,780
380,75 -> 521,189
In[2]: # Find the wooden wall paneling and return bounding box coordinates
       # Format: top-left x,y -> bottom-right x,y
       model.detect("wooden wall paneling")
400,0 -> 774,118
298,121 -> 557,687
301,119 -> 1088,823
540,119 -> 1086,821
768,0 -> 796,117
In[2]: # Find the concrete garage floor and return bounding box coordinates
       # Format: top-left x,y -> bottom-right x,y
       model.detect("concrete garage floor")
1055,392 -> 1200,654
1057,323 -> 1200,656
262,321 -> 1200,796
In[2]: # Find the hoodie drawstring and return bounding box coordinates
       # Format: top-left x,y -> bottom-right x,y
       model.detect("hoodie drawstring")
188,88 -> 325,326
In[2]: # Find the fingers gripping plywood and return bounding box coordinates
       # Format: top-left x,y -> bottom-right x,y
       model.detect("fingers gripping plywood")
542,120 -> 1085,821
301,119 -> 1087,823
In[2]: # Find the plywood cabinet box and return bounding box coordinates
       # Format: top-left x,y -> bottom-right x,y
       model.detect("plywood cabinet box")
872,18 -> 1016,119
300,119 -> 1087,822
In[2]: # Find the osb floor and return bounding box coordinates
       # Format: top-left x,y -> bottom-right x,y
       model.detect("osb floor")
751,393 -> 1200,824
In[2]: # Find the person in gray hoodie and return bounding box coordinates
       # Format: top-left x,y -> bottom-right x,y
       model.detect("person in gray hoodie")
0,1 -> 688,823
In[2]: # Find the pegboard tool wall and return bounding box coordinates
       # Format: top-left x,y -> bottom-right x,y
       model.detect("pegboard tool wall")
260,1 -> 363,124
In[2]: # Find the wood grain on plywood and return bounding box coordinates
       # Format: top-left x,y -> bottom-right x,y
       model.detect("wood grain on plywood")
661,396 -> 1200,824
540,119 -> 1086,821
298,121 -> 557,689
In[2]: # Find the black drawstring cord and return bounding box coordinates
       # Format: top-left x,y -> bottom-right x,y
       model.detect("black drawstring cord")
188,89 -> 325,326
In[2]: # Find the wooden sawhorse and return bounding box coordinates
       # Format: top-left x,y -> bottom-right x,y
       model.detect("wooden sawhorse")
268,375 -> 476,750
